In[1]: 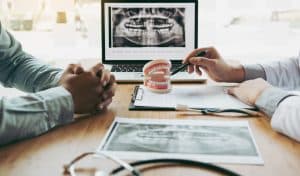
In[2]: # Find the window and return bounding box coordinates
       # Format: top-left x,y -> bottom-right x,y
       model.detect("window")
199,0 -> 300,63
0,0 -> 101,68
0,0 -> 299,66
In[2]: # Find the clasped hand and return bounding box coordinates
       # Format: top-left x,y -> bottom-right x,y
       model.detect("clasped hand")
59,63 -> 117,114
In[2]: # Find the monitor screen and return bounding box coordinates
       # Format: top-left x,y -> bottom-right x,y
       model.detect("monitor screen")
102,0 -> 197,63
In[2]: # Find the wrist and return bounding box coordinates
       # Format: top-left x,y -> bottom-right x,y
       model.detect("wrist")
230,64 -> 245,82
253,84 -> 271,103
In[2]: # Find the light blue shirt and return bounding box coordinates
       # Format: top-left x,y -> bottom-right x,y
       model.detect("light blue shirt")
0,22 -> 74,145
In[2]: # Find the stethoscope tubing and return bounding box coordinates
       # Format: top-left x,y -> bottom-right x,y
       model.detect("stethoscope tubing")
111,158 -> 241,176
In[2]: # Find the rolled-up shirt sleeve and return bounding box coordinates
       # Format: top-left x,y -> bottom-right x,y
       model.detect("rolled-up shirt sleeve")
0,86 -> 74,145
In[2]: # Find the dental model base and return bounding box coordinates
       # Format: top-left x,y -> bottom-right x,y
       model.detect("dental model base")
143,59 -> 172,93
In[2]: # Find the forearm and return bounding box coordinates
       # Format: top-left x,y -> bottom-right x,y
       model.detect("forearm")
0,86 -> 74,146
0,22 -> 62,92
255,88 -> 300,142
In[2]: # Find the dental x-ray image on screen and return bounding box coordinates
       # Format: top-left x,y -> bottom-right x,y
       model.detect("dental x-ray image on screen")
111,7 -> 185,47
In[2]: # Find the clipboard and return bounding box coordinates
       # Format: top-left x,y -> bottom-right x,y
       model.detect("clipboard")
129,85 -> 259,116
129,86 -> 175,111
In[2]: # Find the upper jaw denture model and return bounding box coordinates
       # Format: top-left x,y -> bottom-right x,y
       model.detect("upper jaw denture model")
143,59 -> 172,93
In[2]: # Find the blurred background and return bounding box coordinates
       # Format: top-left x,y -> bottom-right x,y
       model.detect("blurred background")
0,0 -> 299,67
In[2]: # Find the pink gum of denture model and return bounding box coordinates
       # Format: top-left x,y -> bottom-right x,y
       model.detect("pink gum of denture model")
143,59 -> 172,93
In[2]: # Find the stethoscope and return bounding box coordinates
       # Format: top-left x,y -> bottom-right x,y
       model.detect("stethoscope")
64,151 -> 241,176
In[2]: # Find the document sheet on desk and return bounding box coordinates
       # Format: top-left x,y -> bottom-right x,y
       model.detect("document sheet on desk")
98,118 -> 263,165
134,85 -> 253,109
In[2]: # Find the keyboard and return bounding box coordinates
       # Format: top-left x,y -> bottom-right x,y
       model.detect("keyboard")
111,64 -> 144,72
111,64 -> 186,72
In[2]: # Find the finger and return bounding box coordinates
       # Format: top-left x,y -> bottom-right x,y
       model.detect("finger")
189,57 -> 215,68
183,47 -> 212,64
98,98 -> 113,110
90,63 -> 104,77
187,64 -> 194,73
65,64 -> 79,74
96,85 -> 105,95
105,74 -> 116,89
74,65 -> 85,74
195,66 -> 202,76
101,69 -> 111,87
102,83 -> 117,99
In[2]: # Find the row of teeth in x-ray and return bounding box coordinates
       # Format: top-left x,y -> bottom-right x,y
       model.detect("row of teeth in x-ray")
124,17 -> 174,32
135,130 -> 229,140
124,27 -> 172,34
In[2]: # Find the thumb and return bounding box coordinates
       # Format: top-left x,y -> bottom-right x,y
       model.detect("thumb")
189,57 -> 215,68
90,63 -> 104,77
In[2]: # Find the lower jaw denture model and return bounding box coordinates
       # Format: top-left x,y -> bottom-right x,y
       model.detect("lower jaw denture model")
143,59 -> 172,93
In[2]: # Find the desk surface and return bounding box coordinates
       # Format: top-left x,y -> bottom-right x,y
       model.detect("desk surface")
0,84 -> 300,176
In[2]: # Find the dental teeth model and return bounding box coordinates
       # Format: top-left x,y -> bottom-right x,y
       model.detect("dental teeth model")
143,59 -> 172,93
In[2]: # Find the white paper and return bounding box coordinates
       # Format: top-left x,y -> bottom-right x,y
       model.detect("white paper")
134,85 -> 253,109
98,117 -> 264,165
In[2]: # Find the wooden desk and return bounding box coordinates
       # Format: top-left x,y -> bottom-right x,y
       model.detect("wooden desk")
0,84 -> 300,176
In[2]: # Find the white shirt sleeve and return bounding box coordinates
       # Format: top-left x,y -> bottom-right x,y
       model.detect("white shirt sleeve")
243,54 -> 300,142
271,96 -> 300,142
262,55 -> 300,89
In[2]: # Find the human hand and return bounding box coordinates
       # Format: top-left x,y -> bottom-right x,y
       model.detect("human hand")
183,47 -> 245,82
59,64 -> 115,114
90,66 -> 117,111
227,78 -> 271,106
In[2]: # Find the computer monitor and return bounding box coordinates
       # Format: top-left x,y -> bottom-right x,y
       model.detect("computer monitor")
101,0 -> 198,64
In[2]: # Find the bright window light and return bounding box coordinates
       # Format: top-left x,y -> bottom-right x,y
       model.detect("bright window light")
0,0 -> 299,67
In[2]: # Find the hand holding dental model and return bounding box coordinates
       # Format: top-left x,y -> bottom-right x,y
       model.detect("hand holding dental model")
143,59 -> 172,93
